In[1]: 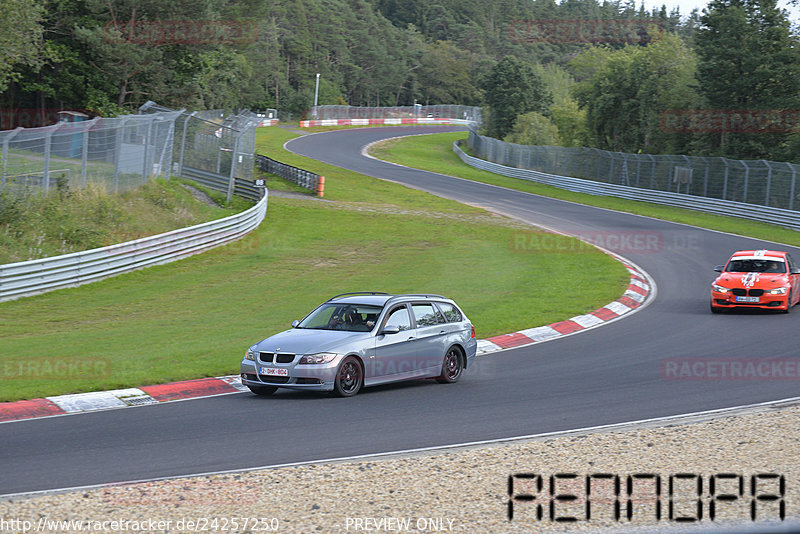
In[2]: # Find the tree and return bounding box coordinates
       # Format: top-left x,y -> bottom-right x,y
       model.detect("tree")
0,0 -> 46,92
571,32 -> 701,153
482,56 -> 552,139
504,111 -> 560,146
694,0 -> 800,159
417,41 -> 481,105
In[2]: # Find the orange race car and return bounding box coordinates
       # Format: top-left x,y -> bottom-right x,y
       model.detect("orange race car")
711,250 -> 800,313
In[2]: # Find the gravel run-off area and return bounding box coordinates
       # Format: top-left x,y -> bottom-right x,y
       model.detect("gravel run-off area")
2,399 -> 798,533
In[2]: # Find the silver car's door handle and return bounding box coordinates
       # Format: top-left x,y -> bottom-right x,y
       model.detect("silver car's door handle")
439,330 -> 447,334
406,336 -> 416,340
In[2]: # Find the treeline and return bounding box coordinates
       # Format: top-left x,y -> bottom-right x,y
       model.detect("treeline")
1,0 -> 798,161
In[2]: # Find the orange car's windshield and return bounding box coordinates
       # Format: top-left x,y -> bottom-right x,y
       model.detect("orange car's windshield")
725,259 -> 786,273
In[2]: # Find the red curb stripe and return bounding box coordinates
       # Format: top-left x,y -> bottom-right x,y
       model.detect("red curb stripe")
487,332 -> 535,348
141,377 -> 239,402
617,296 -> 642,308
0,398 -> 65,422
631,273 -> 646,283
628,284 -> 648,296
549,320 -> 584,335
591,307 -> 620,321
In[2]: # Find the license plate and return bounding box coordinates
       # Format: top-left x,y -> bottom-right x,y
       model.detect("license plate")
260,367 -> 288,376
735,296 -> 760,303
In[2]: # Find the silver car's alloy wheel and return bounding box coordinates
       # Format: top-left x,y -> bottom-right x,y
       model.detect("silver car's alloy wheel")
333,356 -> 363,397
437,347 -> 463,383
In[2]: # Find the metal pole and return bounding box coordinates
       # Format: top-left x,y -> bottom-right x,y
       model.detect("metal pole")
177,111 -> 196,178
742,161 -> 750,204
81,118 -> 99,188
700,157 -> 709,197
42,122 -> 64,193
313,73 -> 320,111
789,163 -> 796,211
113,118 -> 128,193
226,130 -> 241,204
722,159 -> 729,200
763,160 -> 771,207
648,154 -> 655,189
142,115 -> 155,182
1,128 -> 23,193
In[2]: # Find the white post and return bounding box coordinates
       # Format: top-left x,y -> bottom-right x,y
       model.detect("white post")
313,73 -> 320,116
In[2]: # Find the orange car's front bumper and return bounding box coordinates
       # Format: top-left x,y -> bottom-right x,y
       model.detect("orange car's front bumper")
711,290 -> 789,310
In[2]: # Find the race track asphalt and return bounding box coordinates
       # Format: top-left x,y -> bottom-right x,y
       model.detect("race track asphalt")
2,126 -> 797,495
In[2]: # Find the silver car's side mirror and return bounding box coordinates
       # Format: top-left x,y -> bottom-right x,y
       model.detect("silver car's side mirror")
380,325 -> 401,335
291,320 -> 300,328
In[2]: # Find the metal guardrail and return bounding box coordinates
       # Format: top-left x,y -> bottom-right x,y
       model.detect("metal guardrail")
256,154 -> 323,196
454,141 -> 800,231
183,166 -> 262,202
0,188 -> 267,302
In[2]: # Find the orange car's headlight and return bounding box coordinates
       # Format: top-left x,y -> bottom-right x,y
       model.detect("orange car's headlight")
765,287 -> 788,295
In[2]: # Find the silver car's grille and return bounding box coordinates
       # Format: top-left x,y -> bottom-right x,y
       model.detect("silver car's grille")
259,352 -> 295,364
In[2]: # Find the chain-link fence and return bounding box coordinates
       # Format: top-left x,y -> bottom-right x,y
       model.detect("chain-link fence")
0,102 -> 259,202
311,105 -> 482,124
140,102 -> 259,200
468,131 -> 800,211
0,110 -> 182,194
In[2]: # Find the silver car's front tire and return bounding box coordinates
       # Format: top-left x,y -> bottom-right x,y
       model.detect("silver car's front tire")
247,385 -> 277,396
333,356 -> 363,397
436,347 -> 463,384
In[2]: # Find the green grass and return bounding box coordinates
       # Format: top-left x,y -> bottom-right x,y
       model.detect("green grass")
0,127 -> 629,402
0,179 -> 248,264
369,132 -> 800,247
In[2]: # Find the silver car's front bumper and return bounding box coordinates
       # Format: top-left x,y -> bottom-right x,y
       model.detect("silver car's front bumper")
240,359 -> 338,392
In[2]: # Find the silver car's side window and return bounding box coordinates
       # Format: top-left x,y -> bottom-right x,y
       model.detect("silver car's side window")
412,304 -> 444,327
384,306 -> 412,331
436,302 -> 462,323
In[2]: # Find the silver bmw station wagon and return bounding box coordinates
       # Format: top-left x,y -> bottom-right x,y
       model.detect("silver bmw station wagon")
240,292 -> 477,397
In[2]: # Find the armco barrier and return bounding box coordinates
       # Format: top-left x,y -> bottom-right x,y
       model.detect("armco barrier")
454,141 -> 800,231
299,118 -> 475,127
256,154 -> 324,196
0,187 -> 267,302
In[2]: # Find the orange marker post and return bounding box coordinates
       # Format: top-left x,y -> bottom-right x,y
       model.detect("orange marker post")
317,176 -> 325,197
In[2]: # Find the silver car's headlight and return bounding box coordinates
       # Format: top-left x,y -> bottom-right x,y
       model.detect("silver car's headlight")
765,287 -> 788,295
712,284 -> 730,293
299,353 -> 338,364
245,348 -> 256,361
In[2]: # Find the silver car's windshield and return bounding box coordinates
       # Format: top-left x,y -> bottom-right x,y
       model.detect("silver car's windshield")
297,303 -> 383,332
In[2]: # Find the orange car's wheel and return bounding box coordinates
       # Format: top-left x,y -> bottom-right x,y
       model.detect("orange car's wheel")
783,290 -> 792,314
710,302 -> 723,314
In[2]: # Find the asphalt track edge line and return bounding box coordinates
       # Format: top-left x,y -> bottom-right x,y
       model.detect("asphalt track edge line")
4,394 -> 799,501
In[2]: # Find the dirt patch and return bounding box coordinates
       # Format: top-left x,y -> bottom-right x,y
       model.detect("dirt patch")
180,184 -> 218,208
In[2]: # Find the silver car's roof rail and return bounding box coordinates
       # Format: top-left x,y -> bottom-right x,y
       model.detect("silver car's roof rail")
328,291 -> 390,301
385,294 -> 449,304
